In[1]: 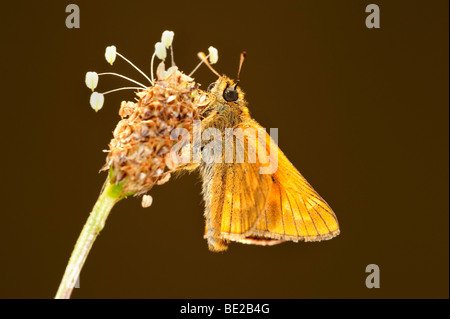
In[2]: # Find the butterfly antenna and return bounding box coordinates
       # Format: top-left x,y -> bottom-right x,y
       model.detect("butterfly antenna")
236,51 -> 246,83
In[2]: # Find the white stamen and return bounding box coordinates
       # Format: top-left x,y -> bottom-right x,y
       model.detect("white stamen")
141,195 -> 153,208
150,43 -> 167,84
115,52 -> 152,84
189,53 -> 210,77
208,46 -> 218,64
155,42 -> 167,61
90,92 -> 104,112
85,72 -> 99,91
105,46 -> 117,65
98,72 -> 147,88
170,45 -> 175,66
161,31 -> 174,48
150,52 -> 157,84
101,87 -> 143,95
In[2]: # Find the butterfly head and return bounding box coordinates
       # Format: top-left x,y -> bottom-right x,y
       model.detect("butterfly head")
207,76 -> 245,105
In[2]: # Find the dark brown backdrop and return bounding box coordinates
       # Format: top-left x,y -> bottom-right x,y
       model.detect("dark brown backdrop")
0,0 -> 448,298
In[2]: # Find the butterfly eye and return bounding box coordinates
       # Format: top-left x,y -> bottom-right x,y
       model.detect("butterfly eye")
223,86 -> 239,102
207,82 -> 216,92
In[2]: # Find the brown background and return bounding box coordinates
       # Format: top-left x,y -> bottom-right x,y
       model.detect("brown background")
0,0 -> 447,298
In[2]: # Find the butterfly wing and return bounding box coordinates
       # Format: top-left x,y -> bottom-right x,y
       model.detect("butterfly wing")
202,120 -> 339,251
201,124 -> 273,251
241,125 -> 340,243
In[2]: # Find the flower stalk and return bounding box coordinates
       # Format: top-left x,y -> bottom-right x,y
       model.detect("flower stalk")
56,31 -> 217,298
55,181 -> 123,299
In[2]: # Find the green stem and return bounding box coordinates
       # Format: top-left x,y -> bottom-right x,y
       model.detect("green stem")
55,181 -> 123,299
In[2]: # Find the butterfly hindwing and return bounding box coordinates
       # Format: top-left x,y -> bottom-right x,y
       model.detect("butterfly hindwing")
201,122 -> 273,251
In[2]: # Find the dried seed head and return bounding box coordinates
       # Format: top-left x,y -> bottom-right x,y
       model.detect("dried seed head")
104,62 -> 199,195
119,101 -> 137,118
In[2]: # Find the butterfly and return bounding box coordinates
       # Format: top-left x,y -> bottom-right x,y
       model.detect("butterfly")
182,53 -> 340,251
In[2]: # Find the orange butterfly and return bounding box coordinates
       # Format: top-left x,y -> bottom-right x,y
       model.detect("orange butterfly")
183,53 -> 339,252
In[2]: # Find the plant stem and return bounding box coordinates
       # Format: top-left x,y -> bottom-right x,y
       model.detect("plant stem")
55,181 -> 123,299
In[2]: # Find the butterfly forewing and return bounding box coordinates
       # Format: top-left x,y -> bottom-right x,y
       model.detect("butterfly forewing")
245,127 -> 340,242
220,122 -> 340,244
